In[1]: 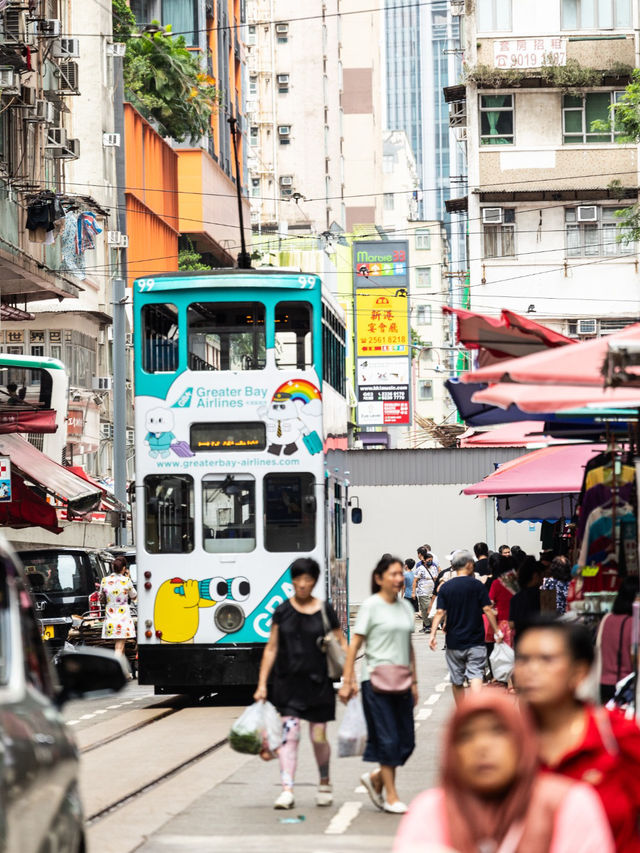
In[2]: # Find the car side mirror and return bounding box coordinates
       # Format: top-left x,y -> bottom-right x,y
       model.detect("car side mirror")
55,647 -> 128,706
351,507 -> 363,524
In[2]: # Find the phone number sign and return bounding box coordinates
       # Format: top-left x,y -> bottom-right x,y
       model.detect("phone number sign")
493,37 -> 566,69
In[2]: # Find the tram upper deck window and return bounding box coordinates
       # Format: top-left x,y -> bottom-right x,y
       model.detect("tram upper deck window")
141,304 -> 179,373
202,474 -> 256,553
144,475 -> 194,553
264,473 -> 316,552
275,302 -> 313,370
187,303 -> 266,371
0,366 -> 52,409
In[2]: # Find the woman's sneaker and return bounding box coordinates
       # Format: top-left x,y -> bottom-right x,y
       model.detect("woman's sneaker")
274,790 -> 295,809
316,784 -> 333,806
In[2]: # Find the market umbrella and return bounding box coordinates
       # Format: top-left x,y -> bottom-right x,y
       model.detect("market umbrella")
459,420 -> 581,448
462,322 -> 640,388
471,382 -> 640,414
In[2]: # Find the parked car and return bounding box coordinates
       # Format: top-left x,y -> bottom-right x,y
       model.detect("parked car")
16,547 -> 112,650
0,537 -> 127,852
105,546 -> 137,584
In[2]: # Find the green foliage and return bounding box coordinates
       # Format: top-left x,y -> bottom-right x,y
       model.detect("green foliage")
123,26 -> 220,142
465,59 -> 632,93
411,327 -> 427,351
178,240 -> 211,271
112,0 -> 136,41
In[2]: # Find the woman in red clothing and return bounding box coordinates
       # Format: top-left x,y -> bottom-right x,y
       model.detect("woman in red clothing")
394,690 -> 613,853
514,616 -> 640,852
488,558 -> 519,648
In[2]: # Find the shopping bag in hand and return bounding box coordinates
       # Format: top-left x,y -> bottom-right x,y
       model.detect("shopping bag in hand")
229,701 -> 281,755
338,696 -> 368,757
490,643 -> 515,683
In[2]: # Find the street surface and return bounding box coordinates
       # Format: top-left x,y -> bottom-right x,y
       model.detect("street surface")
64,626 -> 453,853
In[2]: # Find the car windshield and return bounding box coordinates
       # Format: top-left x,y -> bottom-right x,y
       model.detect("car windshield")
20,552 -> 89,597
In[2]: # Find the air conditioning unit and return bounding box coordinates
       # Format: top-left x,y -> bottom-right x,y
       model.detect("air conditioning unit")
93,376 -> 113,391
451,0 -> 465,14
455,126 -> 468,142
277,125 -> 291,136
280,175 -> 293,186
102,132 -> 120,147
100,422 -> 114,439
34,99 -> 55,123
577,319 -> 598,336
277,73 -> 289,85
275,22 -> 289,34
106,42 -> 126,57
0,67 -> 18,94
482,207 -> 503,224
16,86 -> 36,107
577,205 -> 598,223
107,230 -> 125,246
32,18 -> 61,37
53,37 -> 80,58
57,60 -> 79,94
449,100 -> 466,127
126,428 -> 134,445
45,126 -> 67,147
1,9 -> 30,45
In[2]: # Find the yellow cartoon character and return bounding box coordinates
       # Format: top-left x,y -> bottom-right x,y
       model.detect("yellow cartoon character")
153,576 -> 252,643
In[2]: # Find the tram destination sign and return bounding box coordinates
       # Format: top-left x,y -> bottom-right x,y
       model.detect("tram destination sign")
190,422 -> 267,451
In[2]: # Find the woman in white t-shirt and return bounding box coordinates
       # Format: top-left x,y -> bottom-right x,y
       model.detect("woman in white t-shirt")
339,555 -> 417,815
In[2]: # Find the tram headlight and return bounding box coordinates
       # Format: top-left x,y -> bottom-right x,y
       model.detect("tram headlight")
214,602 -> 245,634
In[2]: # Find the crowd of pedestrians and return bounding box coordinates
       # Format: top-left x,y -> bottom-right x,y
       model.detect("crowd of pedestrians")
251,541 -> 640,851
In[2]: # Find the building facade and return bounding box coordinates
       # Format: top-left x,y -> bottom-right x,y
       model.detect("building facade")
459,0 -> 640,336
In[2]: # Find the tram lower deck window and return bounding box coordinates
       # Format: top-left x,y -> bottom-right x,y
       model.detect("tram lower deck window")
202,475 -> 256,553
188,302 -> 266,371
144,475 -> 194,553
264,473 -> 316,552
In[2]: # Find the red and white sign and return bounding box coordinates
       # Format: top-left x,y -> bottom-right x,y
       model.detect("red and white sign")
382,402 -> 410,425
493,37 -> 566,69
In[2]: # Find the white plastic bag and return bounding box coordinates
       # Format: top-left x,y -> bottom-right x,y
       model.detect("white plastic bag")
490,643 -> 515,683
229,701 -> 281,755
337,696 -> 368,757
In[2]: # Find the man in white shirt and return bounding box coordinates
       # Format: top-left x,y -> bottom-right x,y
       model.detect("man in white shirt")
412,548 -> 438,632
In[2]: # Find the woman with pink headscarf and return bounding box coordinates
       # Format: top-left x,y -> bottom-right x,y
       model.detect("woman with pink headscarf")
393,691 -> 613,853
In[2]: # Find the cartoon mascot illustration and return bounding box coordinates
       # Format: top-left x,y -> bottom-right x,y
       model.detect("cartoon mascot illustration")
144,407 -> 176,458
259,380 -> 323,456
154,576 -> 251,643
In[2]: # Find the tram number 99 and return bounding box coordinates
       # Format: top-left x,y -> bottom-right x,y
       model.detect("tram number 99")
137,279 -> 155,292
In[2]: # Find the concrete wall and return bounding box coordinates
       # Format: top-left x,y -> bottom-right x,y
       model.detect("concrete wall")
347,484 -> 541,604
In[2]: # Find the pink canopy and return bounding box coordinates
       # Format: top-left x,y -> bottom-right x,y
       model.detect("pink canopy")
472,382 -> 640,413
463,444 -> 606,497
459,421 -> 574,447
462,323 -> 640,388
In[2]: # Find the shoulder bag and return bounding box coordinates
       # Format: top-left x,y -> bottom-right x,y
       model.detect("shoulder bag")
319,603 -> 346,680
370,604 -> 413,694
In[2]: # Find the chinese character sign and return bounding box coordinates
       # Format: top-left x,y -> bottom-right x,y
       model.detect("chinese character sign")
353,240 -> 409,289
493,37 -> 566,69
355,290 -> 410,358
0,457 -> 11,502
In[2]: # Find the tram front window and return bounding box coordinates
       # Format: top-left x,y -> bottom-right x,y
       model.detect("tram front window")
144,475 -> 194,553
202,475 -> 256,553
264,473 -> 316,552
187,302 -> 266,371
275,302 -> 313,370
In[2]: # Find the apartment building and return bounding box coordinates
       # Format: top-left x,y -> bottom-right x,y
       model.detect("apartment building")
244,0 -> 344,234
454,0 -> 640,337
131,0 -> 250,264
0,0 -> 127,476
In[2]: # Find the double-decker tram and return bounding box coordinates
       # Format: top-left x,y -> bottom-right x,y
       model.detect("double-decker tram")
133,269 -> 349,695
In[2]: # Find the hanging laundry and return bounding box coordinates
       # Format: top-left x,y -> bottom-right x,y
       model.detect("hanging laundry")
60,212 -> 86,281
25,194 -> 65,244
75,212 -> 102,253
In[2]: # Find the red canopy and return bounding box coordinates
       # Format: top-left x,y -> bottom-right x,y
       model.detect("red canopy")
444,307 -> 573,362
0,474 -> 62,533
472,382 -> 640,413
463,323 -> 640,388
463,444 -> 606,497
0,408 -> 57,434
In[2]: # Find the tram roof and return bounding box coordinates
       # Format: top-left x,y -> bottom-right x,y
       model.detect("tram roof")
0,354 -> 66,371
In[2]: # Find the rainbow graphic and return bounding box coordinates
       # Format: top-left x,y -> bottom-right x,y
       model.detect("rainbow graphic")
272,379 -> 322,404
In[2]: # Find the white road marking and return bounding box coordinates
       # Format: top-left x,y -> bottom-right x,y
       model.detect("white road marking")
325,801 -> 362,835
415,708 -> 432,721
106,704 -> 123,710
444,673 -> 450,682
435,682 -> 448,692
354,785 -> 366,794
67,720 -> 79,726
79,713 -> 95,720
93,709 -> 108,715
425,694 -> 440,705
414,722 -> 421,729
